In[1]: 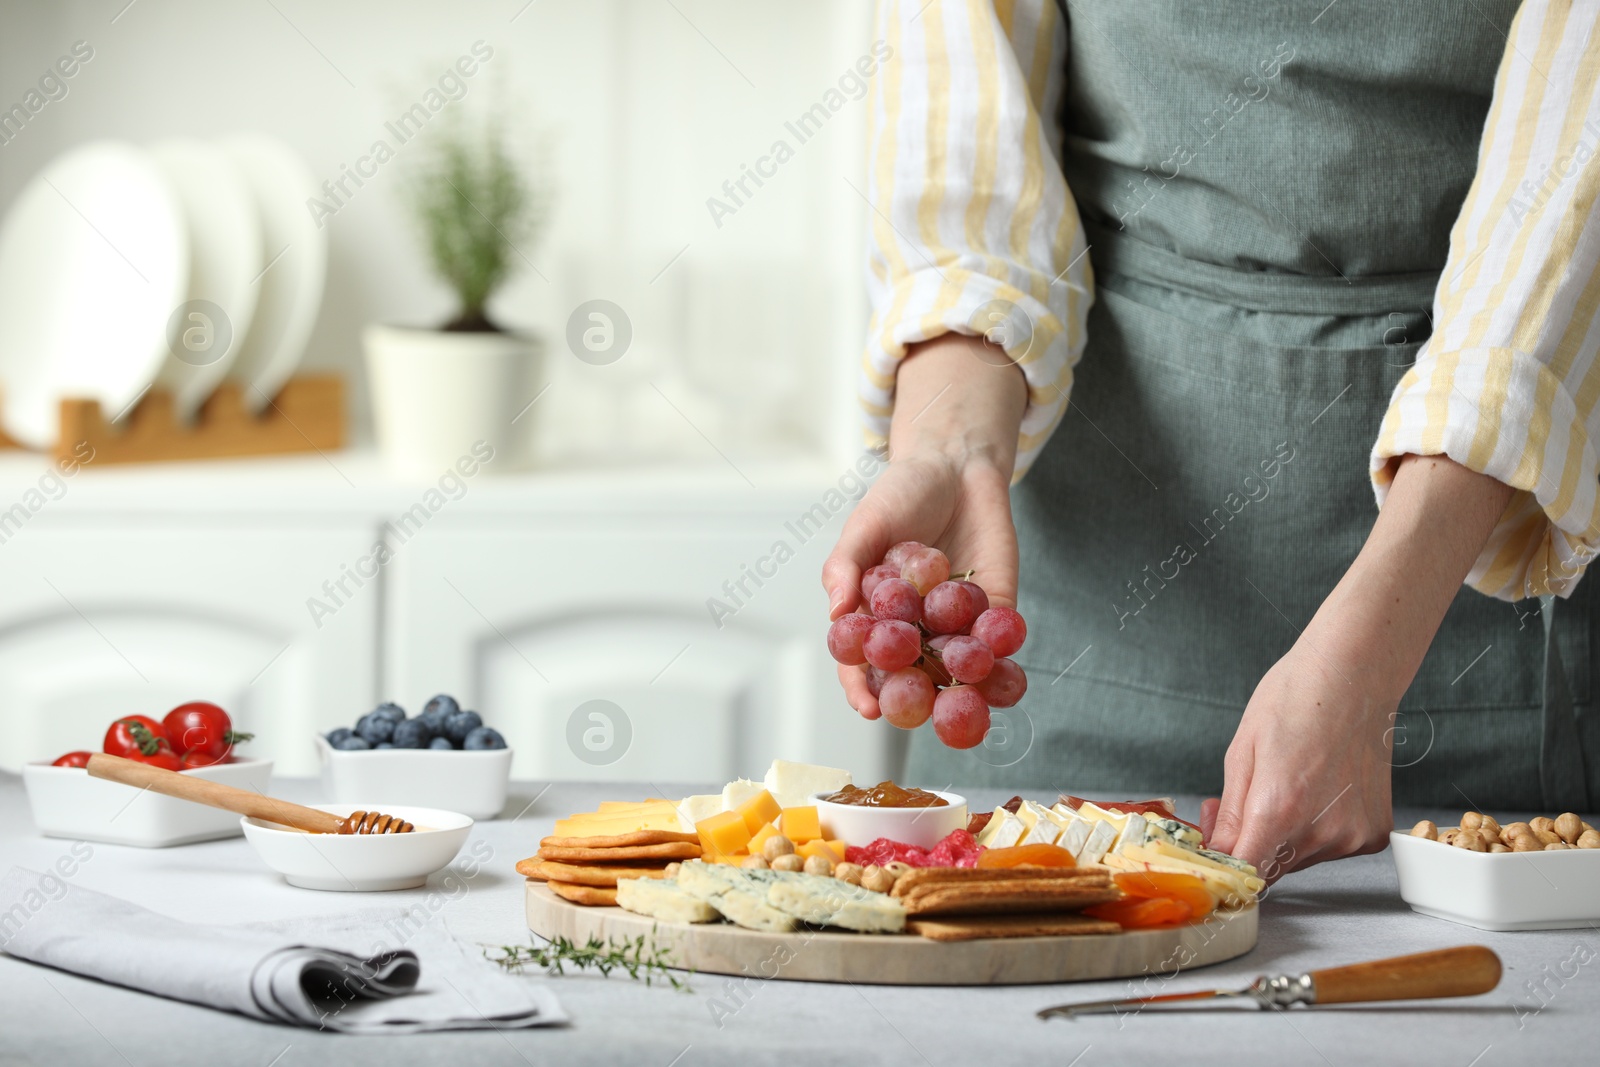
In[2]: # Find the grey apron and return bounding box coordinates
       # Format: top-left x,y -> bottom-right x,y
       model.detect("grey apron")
908,0 -> 1597,812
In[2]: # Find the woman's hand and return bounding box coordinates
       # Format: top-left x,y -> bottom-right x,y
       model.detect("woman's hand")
1204,454 -> 1517,879
822,334 -> 1028,718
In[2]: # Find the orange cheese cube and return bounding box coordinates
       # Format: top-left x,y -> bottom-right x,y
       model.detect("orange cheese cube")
748,823 -> 781,855
779,806 -> 821,842
697,810 -> 752,856
735,790 -> 782,834
797,839 -> 846,864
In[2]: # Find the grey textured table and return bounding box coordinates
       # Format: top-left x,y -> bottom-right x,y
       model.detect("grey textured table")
1,774 -> 1594,1066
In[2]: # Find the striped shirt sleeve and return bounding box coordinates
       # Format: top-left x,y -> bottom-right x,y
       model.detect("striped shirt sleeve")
859,0 -> 1090,481
1371,0 -> 1600,600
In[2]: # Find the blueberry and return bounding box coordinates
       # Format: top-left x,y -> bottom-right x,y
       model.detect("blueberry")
376,742 -> 395,749
355,711 -> 397,745
326,727 -> 353,746
442,710 -> 482,746
391,719 -> 432,748
428,735 -> 455,750
463,726 -> 506,750
423,694 -> 459,718
371,702 -> 406,722
332,734 -> 372,750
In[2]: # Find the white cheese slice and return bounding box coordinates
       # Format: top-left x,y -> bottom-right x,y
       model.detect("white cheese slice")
1054,812 -> 1092,859
762,759 -> 852,809
977,809 -> 1026,849
1078,819 -> 1118,865
1075,801 -> 1131,833
676,794 -> 723,832
1115,812 -> 1151,853
1017,799 -> 1057,832
720,778 -> 765,812
1016,817 -> 1062,847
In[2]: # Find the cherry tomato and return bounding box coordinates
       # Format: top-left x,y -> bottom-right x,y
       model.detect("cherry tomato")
51,751 -> 92,768
133,750 -> 184,772
162,702 -> 251,764
180,749 -> 223,770
104,716 -> 174,759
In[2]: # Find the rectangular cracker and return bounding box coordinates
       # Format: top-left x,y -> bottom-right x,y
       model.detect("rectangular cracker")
908,914 -> 1121,941
902,880 -> 1121,917
892,867 -> 1109,897
537,841 -> 702,862
541,830 -> 699,849
546,880 -> 618,906
518,858 -> 673,887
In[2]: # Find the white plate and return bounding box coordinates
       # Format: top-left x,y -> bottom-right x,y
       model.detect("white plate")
242,803 -> 472,891
147,138 -> 262,421
1390,830 -> 1600,930
0,141 -> 188,449
217,134 -> 326,412
811,790 -> 968,850
316,734 -> 512,820
23,758 -> 274,848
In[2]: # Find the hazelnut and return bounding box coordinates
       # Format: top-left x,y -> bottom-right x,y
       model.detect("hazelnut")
1453,830 -> 1485,851
1461,811 -> 1484,831
834,862 -> 864,886
1439,828 -> 1459,845
1503,821 -> 1531,839
860,865 -> 897,894
1478,828 -> 1500,848
1489,843 -> 1510,853
1535,827 -> 1563,846
1577,830 -> 1600,849
1410,820 -> 1438,840
883,861 -> 913,878
1511,834 -> 1541,852
1479,815 -> 1501,838
664,862 -> 681,878
1555,812 -> 1584,844
741,855 -> 769,870
803,854 -> 834,877
770,853 -> 805,873
1545,841 -> 1572,851
762,834 -> 796,861
1531,816 -> 1555,834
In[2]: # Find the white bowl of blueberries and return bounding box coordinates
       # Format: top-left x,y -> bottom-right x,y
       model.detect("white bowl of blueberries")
317,695 -> 512,819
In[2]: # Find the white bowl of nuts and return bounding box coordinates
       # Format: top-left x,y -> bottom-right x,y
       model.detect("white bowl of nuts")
1391,810 -> 1600,931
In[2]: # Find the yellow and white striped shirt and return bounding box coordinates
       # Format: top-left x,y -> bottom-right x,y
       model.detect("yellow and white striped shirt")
862,0 -> 1600,601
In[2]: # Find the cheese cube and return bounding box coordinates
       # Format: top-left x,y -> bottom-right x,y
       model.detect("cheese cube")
735,790 -> 782,834
721,778 -> 766,812
797,839 -> 846,864
697,810 -> 752,856
779,806 -> 821,843
676,794 -> 723,833
763,759 -> 852,809
748,823 -> 781,856
977,809 -> 1026,849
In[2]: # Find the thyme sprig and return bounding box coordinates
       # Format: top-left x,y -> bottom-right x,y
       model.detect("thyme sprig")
486,934 -> 690,991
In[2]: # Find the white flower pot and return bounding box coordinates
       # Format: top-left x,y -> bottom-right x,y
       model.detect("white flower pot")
363,324 -> 538,475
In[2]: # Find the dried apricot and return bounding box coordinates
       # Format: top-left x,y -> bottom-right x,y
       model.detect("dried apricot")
976,843 -> 1077,869
1085,896 -> 1193,929
1111,871 -> 1214,919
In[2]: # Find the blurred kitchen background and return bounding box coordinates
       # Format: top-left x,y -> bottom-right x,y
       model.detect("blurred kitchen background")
0,1 -> 896,782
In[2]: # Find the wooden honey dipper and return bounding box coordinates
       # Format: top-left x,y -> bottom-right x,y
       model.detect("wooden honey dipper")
86,753 -> 417,834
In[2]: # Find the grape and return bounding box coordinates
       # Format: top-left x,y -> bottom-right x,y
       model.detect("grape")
923,581 -> 978,634
865,666 -> 888,697
975,657 -> 1027,707
940,634 -> 995,684
972,606 -> 1027,657
826,613 -> 875,665
919,645 -> 955,687
932,686 -> 991,749
954,579 -> 990,618
869,577 -> 923,623
863,619 -> 921,671
900,546 -> 951,595
879,667 -> 935,729
859,564 -> 899,604
883,540 -> 927,570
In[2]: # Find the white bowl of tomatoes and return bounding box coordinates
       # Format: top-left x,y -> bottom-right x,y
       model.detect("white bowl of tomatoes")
23,702 -> 272,848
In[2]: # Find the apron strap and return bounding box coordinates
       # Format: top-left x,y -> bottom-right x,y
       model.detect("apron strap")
1540,595 -> 1591,811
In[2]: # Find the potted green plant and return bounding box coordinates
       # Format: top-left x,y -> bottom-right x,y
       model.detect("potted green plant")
364,109 -> 546,474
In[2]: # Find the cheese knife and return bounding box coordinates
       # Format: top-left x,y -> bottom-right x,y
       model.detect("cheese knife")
1037,945 -> 1501,1019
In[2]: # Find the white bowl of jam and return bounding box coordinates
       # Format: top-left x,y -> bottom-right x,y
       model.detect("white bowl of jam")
811,783 -> 968,850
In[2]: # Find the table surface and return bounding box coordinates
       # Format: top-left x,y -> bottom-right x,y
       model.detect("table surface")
2,775 -> 1595,1067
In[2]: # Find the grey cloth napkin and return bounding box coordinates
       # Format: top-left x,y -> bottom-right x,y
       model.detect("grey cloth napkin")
0,867 -> 565,1034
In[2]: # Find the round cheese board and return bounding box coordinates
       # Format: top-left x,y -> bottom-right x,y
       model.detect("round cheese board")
525,882 -> 1258,986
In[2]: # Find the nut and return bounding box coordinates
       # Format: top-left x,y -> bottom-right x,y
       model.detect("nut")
1555,812 -> 1584,844
741,855 -> 769,870
802,854 -> 834,877
1479,828 -> 1500,848
1511,834 -> 1541,852
1531,816 -> 1555,834
834,862 -> 864,886
770,853 -> 805,873
1453,831 -> 1485,851
762,835 -> 796,861
1461,811 -> 1484,831
1410,820 -> 1438,840
664,862 -> 681,878
1479,815 -> 1501,838
1577,830 -> 1600,849
883,861 -> 913,878
860,864 -> 897,894
1489,843 -> 1511,853
1545,841 -> 1572,851
1503,821 -> 1531,839
1439,828 -> 1459,845
1535,827 -> 1563,846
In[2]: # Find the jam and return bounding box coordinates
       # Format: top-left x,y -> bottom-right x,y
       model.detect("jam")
821,781 -> 948,808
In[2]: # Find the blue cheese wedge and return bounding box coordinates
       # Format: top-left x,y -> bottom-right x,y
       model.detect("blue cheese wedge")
977,808 -> 1026,849
763,874 -> 905,933
1145,814 -> 1204,850
615,877 -> 720,924
675,861 -> 797,932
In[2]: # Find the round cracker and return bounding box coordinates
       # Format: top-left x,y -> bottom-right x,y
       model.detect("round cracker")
524,860 -> 673,887
541,830 -> 699,849
538,841 -> 701,862
547,880 -> 618,906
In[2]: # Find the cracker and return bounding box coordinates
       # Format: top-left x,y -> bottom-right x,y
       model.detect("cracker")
540,830 -> 699,849
908,913 -> 1121,941
519,859 -> 673,887
537,841 -> 702,862
902,879 -> 1121,917
546,881 -> 618,906
892,866 -> 1109,897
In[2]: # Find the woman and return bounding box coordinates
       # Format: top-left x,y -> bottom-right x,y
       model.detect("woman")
824,0 -> 1600,877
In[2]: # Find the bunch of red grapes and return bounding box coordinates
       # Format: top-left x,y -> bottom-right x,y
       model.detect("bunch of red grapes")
827,540 -> 1028,750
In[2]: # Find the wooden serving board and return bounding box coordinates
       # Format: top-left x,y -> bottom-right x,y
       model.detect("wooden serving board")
525,883 -> 1257,986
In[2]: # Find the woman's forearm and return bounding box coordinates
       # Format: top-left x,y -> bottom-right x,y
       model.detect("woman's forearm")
889,335 -> 1029,472
1302,454 -> 1517,706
